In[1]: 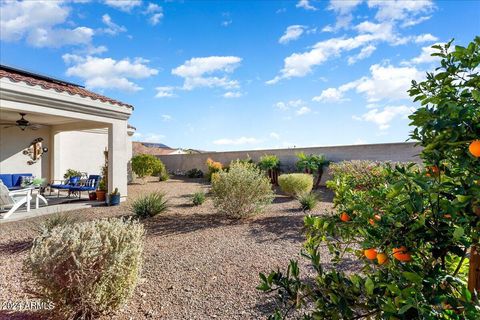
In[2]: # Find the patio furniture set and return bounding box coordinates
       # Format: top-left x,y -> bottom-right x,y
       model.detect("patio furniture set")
0,173 -> 101,219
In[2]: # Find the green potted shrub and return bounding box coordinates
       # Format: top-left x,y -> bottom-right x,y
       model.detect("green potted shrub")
96,179 -> 106,202
108,187 -> 121,206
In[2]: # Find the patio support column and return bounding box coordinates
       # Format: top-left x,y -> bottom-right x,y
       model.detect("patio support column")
49,130 -> 62,182
108,120 -> 128,199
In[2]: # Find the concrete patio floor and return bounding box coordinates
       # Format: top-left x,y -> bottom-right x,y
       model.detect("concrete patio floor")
0,195 -> 104,223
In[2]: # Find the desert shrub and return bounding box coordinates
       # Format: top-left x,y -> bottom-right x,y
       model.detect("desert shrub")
131,192 -> 168,219
25,218 -> 144,319
278,173 -> 313,197
211,161 -> 274,218
192,191 -> 206,206
298,192 -> 318,211
37,213 -> 79,234
131,154 -> 166,180
257,39 -> 480,319
152,159 -> 169,181
63,169 -> 81,179
206,158 -> 223,181
186,168 -> 204,178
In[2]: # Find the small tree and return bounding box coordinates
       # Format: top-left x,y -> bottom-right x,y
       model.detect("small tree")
257,38 -> 480,319
296,153 -> 329,188
131,154 -> 166,182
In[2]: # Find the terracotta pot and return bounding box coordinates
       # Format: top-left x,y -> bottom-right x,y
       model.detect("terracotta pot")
96,190 -> 106,201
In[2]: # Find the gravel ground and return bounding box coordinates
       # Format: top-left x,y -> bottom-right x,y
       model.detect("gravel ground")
0,177 -> 335,319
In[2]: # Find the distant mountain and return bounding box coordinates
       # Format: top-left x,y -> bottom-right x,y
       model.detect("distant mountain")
140,142 -> 172,149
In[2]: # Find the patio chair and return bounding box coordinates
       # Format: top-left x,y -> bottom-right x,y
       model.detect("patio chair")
0,180 -> 32,219
50,176 -> 81,197
68,175 -> 101,199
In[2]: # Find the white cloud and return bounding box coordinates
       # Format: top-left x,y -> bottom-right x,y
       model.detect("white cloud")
296,0 -> 317,11
132,132 -> 166,143
101,14 -> 126,35
144,3 -> 163,25
213,137 -> 260,146
161,114 -> 172,121
155,86 -> 176,98
404,43 -> 445,65
172,56 -> 242,90
223,91 -> 242,98
270,132 -> 280,140
325,0 -> 363,31
401,15 -> 431,27
313,87 -> 346,103
367,0 -> 434,23
296,106 -> 311,115
348,44 -> 376,64
414,33 -> 438,43
63,55 -> 158,92
317,63 -> 424,103
267,24 -> 401,84
0,0 -> 94,48
353,64 -> 424,102
353,105 -> 415,130
275,99 -> 311,116
103,0 -> 142,12
279,25 -> 306,44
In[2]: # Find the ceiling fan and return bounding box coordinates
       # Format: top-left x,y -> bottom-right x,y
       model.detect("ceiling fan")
0,113 -> 43,131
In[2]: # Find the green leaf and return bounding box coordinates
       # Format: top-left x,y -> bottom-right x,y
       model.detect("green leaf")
365,277 -> 374,295
402,272 -> 422,284
472,89 -> 480,102
453,226 -> 464,240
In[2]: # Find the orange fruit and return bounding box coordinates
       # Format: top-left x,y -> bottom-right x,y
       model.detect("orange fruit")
426,165 -> 440,177
340,212 -> 351,222
364,248 -> 377,260
377,253 -> 388,265
392,246 -> 412,262
369,214 -> 381,226
469,140 -> 480,157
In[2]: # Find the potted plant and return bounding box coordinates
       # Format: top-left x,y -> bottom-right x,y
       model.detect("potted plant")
96,179 -> 106,201
108,187 -> 120,206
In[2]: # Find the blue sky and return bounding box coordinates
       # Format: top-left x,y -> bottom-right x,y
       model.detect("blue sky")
1,0 -> 479,151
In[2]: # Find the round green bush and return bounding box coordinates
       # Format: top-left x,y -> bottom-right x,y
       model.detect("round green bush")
25,218 -> 144,319
211,161 -> 274,218
278,173 -> 314,197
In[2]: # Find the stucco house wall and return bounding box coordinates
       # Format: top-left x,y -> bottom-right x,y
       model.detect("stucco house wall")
57,129 -> 108,179
0,125 -> 51,178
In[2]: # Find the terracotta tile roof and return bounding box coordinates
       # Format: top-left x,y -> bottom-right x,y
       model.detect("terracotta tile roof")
0,65 -> 133,109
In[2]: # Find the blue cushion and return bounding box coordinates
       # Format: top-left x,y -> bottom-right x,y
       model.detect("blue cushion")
12,173 -> 32,187
51,184 -> 71,189
70,185 -> 96,192
69,176 -> 80,185
0,174 -> 13,189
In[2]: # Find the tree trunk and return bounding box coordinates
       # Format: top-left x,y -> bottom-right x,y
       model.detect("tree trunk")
468,244 -> 480,295
314,168 -> 324,189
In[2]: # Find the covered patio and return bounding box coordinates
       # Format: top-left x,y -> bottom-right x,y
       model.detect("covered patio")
0,65 -> 134,220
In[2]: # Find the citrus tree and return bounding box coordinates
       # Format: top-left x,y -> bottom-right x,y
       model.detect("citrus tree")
257,38 -> 480,319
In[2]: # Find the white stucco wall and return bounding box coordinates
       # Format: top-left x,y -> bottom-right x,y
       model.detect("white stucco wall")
57,129 -> 108,179
0,126 -> 51,178
0,127 -> 133,184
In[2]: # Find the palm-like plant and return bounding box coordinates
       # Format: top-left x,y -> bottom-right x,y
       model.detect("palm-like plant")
296,153 -> 329,188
